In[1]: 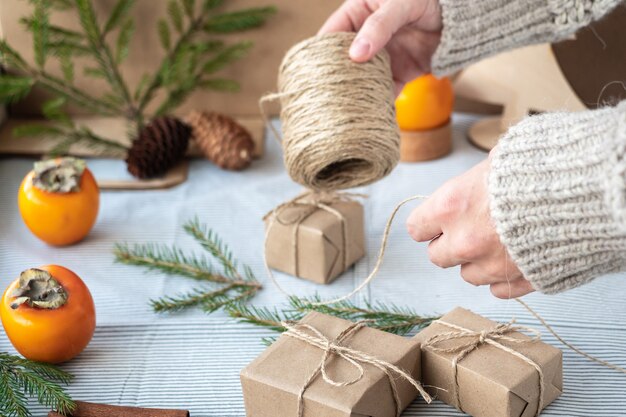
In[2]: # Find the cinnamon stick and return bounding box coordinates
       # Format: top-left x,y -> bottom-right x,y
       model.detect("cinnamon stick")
48,401 -> 189,417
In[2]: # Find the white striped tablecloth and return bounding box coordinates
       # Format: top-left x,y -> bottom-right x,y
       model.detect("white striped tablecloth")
1,114 -> 625,416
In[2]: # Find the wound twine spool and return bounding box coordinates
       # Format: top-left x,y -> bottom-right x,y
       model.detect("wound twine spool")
260,32 -> 400,191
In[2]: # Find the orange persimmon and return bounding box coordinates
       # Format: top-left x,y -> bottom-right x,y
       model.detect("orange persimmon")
395,74 -> 454,131
0,265 -> 96,363
18,157 -> 99,246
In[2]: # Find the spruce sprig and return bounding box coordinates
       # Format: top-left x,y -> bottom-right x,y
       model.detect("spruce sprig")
226,295 -> 440,337
0,352 -> 75,417
0,0 -> 276,155
113,218 -> 262,314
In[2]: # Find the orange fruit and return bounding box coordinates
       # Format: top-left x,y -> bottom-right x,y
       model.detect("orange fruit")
395,74 -> 454,131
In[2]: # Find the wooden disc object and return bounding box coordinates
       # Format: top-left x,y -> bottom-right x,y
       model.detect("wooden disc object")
468,117 -> 503,151
458,5 -> 626,150
400,121 -> 452,162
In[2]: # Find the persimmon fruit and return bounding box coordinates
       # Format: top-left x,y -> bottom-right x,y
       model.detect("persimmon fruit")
0,265 -> 96,363
18,157 -> 99,246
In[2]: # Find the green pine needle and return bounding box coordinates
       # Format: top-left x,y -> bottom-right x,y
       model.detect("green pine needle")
103,0 -> 135,35
204,7 -> 276,33
226,296 -> 440,337
201,41 -> 252,74
114,219 -> 262,315
202,0 -> 224,12
168,0 -> 184,33
158,19 -> 171,50
0,76 -> 35,104
0,352 -> 75,417
115,19 -> 134,63
32,0 -> 52,69
182,0 -> 195,18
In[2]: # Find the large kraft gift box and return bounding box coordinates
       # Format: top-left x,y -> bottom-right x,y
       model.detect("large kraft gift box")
264,197 -> 365,284
413,307 -> 563,417
240,311 -> 424,417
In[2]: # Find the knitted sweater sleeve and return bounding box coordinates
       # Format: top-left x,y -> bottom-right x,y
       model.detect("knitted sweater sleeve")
429,0 -> 626,293
489,101 -> 626,293
432,0 -> 623,75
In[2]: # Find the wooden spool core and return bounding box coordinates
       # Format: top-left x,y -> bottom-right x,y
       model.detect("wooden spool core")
399,121 -> 452,162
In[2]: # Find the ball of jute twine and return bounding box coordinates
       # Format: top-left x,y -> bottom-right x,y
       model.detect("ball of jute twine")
260,32 -> 400,191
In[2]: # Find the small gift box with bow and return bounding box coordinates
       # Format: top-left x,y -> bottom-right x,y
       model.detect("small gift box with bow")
413,307 -> 563,417
264,192 -> 365,284
240,311 -> 431,417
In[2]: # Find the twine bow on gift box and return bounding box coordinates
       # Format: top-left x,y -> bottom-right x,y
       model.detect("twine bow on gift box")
264,191 -> 364,278
281,319 -> 432,417
423,319 -> 545,416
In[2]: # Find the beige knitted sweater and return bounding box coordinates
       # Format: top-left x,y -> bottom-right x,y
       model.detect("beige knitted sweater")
432,0 -> 626,293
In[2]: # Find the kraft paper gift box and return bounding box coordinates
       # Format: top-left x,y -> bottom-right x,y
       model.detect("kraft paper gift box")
240,311 -> 429,417
264,194 -> 365,284
413,307 -> 563,417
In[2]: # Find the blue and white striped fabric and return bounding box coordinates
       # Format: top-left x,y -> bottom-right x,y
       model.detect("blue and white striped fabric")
1,114 -> 625,416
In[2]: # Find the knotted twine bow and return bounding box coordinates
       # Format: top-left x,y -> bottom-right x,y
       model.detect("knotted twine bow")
264,191 -> 365,279
281,319 -> 432,417
423,319 -> 545,416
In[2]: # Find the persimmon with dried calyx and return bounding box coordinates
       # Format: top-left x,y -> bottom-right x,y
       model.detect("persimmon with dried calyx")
0,265 -> 96,363
18,157 -> 99,246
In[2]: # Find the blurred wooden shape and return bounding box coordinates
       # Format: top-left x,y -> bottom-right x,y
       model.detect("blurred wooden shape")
399,121 -> 452,162
454,5 -> 626,150
98,161 -> 189,190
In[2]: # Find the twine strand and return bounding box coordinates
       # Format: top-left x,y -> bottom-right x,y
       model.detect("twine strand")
515,298 -> 626,374
281,320 -> 432,417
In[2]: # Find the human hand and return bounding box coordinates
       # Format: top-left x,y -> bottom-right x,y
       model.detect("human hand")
319,0 -> 443,93
405,156 -> 535,299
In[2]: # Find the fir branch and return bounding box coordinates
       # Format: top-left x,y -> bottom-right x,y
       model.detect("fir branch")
182,0 -> 196,19
0,352 -> 75,417
226,303 -> 295,332
114,220 -> 262,314
201,41 -> 252,74
204,7 -> 276,33
157,19 -> 171,50
103,0 -> 135,36
75,0 -> 136,115
183,218 -> 240,279
115,18 -> 134,63
168,0 -> 185,33
226,296 -> 440,337
0,76 -> 35,104
20,17 -> 84,44
32,0 -> 52,69
13,117 -> 127,157
42,97 -> 72,126
202,0 -> 224,11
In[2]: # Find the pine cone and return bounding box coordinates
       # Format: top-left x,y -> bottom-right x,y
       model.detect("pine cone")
186,111 -> 254,170
126,116 -> 191,179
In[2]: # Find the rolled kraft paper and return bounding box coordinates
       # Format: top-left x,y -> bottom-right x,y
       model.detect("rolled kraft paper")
277,32 -> 400,191
48,401 -> 189,417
